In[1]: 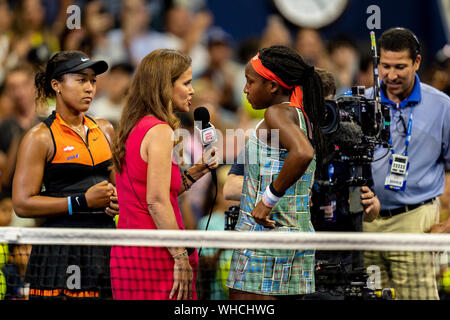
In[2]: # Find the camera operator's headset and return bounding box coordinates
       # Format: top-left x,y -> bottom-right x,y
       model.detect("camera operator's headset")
378,28 -> 421,63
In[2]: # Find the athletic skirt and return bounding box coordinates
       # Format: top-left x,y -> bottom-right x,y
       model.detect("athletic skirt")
25,214 -> 115,299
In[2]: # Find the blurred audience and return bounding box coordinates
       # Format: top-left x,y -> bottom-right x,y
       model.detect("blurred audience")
0,192 -> 12,227
88,62 -> 134,127
315,68 -> 337,100
83,0 -> 115,63
0,88 -> 14,122
0,0 -> 13,84
357,49 -> 375,89
164,4 -> 212,77
423,44 -> 450,96
0,64 -> 40,196
104,0 -> 156,66
259,15 -> 292,48
8,0 -> 60,66
326,35 -> 360,95
1,243 -> 32,299
295,28 -> 331,70
199,27 -> 240,113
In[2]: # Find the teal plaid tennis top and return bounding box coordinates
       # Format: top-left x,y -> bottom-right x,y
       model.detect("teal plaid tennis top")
226,108 -> 316,295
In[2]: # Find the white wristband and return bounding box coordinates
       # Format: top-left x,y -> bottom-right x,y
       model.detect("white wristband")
262,185 -> 281,208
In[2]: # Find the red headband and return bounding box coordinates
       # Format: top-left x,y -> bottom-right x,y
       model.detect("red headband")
250,53 -> 308,121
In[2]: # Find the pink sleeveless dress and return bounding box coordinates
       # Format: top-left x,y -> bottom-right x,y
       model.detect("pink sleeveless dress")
110,116 -> 198,300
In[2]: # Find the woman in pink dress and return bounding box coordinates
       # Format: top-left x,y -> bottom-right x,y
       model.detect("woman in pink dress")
110,49 -> 219,300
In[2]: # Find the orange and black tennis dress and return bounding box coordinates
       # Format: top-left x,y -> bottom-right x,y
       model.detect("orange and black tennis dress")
25,111 -> 115,299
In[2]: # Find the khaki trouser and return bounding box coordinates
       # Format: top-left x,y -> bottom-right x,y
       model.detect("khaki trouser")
363,199 -> 440,300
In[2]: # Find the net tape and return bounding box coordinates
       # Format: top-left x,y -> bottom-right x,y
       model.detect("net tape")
1,227 -> 450,252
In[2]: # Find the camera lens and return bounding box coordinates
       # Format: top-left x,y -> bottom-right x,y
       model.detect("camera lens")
321,100 -> 340,134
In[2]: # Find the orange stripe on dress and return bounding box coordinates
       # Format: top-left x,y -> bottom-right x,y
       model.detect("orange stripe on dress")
29,288 -> 99,298
29,288 -> 61,296
250,53 -> 308,122
63,289 -> 99,298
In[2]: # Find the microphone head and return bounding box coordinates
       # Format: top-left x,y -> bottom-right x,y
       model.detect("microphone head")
194,106 -> 210,128
328,122 -> 363,152
194,106 -> 217,146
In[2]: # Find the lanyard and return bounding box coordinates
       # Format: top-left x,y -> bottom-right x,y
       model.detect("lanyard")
389,104 -> 414,157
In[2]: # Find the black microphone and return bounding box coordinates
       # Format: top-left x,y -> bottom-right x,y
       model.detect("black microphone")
327,122 -> 364,153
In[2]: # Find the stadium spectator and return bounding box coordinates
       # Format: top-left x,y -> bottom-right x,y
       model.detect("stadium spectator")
163,4 -> 212,77
259,15 -> 292,49
88,62 -> 134,127
326,35 -> 360,95
199,26 -> 240,113
423,44 -> 450,96
82,0 -> 115,64
8,0 -> 60,66
357,49 -> 375,89
294,28 -> 331,70
0,89 -> 13,122
0,0 -> 13,85
1,243 -> 31,299
0,64 -> 40,195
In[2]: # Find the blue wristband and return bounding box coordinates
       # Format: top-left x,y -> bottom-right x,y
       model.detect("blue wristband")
67,196 -> 73,215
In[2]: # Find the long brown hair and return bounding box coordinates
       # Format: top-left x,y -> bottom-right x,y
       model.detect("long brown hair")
112,49 -> 192,173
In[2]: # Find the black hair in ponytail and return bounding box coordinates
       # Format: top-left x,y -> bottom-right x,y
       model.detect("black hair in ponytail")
35,50 -> 88,106
258,45 -> 327,165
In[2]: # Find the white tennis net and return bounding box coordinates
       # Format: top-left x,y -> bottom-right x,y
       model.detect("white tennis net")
1,227 -> 449,300
2,227 -> 450,250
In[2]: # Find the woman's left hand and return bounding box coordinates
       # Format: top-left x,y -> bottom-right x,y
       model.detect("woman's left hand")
105,185 -> 119,217
195,146 -> 220,176
251,201 -> 276,228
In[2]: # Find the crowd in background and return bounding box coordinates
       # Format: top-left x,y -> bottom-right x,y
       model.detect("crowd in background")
0,0 -> 449,299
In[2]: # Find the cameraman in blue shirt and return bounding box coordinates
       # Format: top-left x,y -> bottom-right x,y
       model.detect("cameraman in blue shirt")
364,27 -> 450,300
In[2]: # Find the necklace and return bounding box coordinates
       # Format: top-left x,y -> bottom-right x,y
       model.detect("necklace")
71,124 -> 84,133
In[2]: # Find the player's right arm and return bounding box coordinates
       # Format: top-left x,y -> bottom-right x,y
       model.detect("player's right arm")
12,124 -> 112,217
